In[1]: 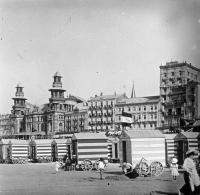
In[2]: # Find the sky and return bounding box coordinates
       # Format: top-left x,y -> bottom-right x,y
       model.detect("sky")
0,0 -> 200,113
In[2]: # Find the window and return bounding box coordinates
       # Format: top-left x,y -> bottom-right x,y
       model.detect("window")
128,107 -> 131,111
138,107 -> 141,111
138,115 -> 141,120
144,124 -> 146,128
171,72 -> 174,76
144,115 -> 146,120
144,106 -> 146,111
155,106 -> 157,110
151,106 -> 153,111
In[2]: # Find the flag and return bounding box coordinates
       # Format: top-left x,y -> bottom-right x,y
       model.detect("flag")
121,111 -> 133,124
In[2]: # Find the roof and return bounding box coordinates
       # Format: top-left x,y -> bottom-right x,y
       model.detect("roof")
72,132 -> 107,140
89,93 -> 127,101
52,139 -> 70,144
175,132 -> 199,139
0,139 -> 15,144
164,134 -> 177,140
30,139 -> 53,144
121,130 -> 165,139
65,95 -> 85,103
16,83 -> 23,88
116,96 -> 160,105
54,72 -> 61,77
9,140 -> 29,145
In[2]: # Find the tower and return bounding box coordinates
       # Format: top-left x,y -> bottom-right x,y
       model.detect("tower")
48,72 -> 66,110
12,83 -> 27,116
48,72 -> 66,133
11,83 -> 27,133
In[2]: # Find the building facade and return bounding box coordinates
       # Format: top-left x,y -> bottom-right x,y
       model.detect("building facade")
159,61 -> 200,130
87,93 -> 127,132
115,96 -> 160,130
2,72 -> 88,138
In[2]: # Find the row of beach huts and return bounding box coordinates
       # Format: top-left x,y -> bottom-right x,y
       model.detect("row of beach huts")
0,130 -> 199,166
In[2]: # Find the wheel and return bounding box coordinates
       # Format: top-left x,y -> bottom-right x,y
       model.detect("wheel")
136,161 -> 149,176
81,159 -> 93,171
150,161 -> 164,176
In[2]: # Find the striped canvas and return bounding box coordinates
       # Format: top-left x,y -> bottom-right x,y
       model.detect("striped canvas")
11,145 -> 29,158
77,139 -> 108,164
131,138 -> 166,166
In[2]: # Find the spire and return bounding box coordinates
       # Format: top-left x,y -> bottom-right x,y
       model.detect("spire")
131,81 -> 136,98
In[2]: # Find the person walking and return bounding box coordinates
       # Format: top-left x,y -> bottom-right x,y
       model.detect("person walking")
170,157 -> 179,180
98,158 -> 106,180
179,149 -> 200,195
55,161 -> 60,173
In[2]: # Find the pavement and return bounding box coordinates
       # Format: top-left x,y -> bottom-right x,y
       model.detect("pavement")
0,163 -> 184,195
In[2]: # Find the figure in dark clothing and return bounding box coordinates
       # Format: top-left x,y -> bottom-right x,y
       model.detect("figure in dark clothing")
64,157 -> 72,171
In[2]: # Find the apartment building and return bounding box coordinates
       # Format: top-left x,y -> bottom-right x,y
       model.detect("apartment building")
115,96 -> 160,130
87,93 -> 127,132
160,61 -> 200,129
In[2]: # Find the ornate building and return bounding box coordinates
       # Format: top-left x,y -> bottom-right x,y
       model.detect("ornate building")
160,61 -> 200,130
2,72 -> 87,138
87,93 -> 127,132
115,96 -> 160,130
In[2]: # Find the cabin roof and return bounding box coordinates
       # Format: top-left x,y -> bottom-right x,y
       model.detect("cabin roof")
72,132 -> 107,140
121,130 -> 165,139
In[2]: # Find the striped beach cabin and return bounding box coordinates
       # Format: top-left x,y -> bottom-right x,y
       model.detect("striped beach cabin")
119,130 -> 166,166
8,140 -> 29,159
0,139 -> 13,160
51,139 -> 71,161
107,137 -> 120,162
174,132 -> 199,165
29,139 -> 53,160
71,132 -> 108,164
164,134 -> 177,165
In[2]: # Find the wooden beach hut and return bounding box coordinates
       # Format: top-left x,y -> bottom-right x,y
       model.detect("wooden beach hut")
71,132 -> 108,164
107,137 -> 120,162
119,130 -> 166,166
174,132 -> 199,165
164,134 -> 177,165
8,139 -> 29,160
0,139 -> 13,160
29,139 -> 53,160
51,138 -> 71,161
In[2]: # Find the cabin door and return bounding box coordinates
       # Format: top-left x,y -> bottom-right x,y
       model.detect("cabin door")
177,140 -> 188,165
31,145 -> 36,160
52,144 -> 57,162
67,145 -> 71,159
115,143 -> 118,159
122,141 -> 127,162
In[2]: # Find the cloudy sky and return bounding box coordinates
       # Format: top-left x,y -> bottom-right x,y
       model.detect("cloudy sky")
0,0 -> 200,113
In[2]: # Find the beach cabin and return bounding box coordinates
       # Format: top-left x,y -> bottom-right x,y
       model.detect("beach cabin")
7,139 -> 29,160
119,130 -> 166,166
174,132 -> 199,165
71,132 -> 108,164
0,139 -> 13,161
51,138 -> 71,161
29,139 -> 53,160
164,134 -> 177,165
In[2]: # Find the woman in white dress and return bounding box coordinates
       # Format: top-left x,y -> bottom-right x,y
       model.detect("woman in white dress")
179,149 -> 200,195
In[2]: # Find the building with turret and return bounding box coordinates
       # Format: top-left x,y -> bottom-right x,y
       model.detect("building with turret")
2,72 -> 87,138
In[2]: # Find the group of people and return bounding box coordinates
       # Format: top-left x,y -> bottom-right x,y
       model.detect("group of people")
55,154 -> 77,172
121,149 -> 200,195
55,155 -> 106,180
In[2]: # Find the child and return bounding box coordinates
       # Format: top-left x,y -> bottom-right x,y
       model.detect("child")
170,157 -> 179,180
55,161 -> 60,173
98,158 -> 105,180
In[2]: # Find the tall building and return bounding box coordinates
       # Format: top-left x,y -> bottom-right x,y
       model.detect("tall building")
159,61 -> 200,130
10,83 -> 27,134
87,93 -> 127,132
64,103 -> 88,134
115,96 -> 160,130
2,72 -> 87,138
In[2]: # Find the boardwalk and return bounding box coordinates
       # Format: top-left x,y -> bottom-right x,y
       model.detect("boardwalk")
0,163 -> 183,195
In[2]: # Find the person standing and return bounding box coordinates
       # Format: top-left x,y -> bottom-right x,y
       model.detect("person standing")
98,158 -> 106,180
170,157 -> 179,180
179,149 -> 200,195
55,161 -> 60,173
